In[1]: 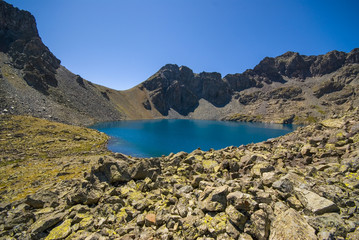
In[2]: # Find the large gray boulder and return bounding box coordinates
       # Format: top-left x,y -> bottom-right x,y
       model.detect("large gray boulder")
198,186 -> 228,212
269,208 -> 317,240
294,188 -> 339,215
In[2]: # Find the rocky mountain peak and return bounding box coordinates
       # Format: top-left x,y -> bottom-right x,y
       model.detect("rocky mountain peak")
0,1 -> 38,51
0,1 -> 60,94
346,48 -> 359,63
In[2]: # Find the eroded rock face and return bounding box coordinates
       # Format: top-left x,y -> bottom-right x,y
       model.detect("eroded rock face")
0,1 -> 60,94
141,64 -> 232,115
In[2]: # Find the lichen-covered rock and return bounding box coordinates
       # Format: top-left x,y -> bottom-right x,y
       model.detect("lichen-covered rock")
130,158 -> 161,180
307,213 -> 349,238
269,208 -> 316,240
251,162 -> 274,177
45,219 -> 72,240
225,205 -> 247,229
321,118 -> 345,128
347,226 -> 359,240
227,191 -> 258,212
198,186 -> 228,212
30,212 -> 66,238
248,209 -> 270,240
88,156 -> 131,184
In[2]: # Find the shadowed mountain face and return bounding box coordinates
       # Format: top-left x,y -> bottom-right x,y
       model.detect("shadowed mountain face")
140,64 -> 232,115
0,1 -> 60,94
1,1 -> 359,125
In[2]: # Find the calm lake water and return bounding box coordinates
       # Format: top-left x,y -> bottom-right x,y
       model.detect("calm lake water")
91,119 -> 298,158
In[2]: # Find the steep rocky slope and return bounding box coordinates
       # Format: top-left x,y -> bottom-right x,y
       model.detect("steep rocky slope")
0,1 -> 131,125
1,1 -> 359,125
1,110 -> 358,239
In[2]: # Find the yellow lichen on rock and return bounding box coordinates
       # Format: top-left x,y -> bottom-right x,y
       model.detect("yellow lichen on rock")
45,219 -> 72,240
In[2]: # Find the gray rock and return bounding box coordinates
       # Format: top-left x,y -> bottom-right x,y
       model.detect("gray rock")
30,212 -> 66,237
198,186 -> 228,212
225,205 -> 247,229
88,156 -> 131,184
346,226 -> 359,240
251,162 -> 274,177
295,188 -> 339,215
249,209 -> 269,240
25,190 -> 59,208
130,158 -> 161,180
227,191 -> 258,212
176,199 -> 188,218
262,172 -> 277,186
272,178 -> 294,193
269,208 -> 316,240
307,213 -> 348,238
226,221 -> 241,239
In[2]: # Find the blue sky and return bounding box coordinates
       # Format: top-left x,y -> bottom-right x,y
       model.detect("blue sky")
6,0 -> 359,90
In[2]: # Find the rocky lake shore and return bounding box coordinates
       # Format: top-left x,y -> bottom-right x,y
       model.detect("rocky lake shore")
1,109 -> 358,239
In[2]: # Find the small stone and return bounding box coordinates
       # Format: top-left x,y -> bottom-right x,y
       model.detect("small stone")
145,213 -> 156,227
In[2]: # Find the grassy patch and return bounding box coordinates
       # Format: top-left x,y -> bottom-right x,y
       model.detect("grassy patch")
0,114 -> 111,203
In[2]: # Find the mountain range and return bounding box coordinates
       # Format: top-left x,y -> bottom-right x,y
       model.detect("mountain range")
1,1 -> 358,126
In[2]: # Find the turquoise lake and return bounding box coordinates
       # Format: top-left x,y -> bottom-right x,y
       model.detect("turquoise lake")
91,119 -> 298,158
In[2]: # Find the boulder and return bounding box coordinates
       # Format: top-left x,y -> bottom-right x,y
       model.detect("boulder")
272,178 -> 294,193
30,212 -> 66,238
25,190 -> 59,208
227,191 -> 258,212
321,119 -> 345,128
262,172 -> 277,186
198,186 -> 228,212
294,188 -> 339,215
249,209 -> 270,240
269,208 -> 316,240
145,213 -> 156,227
307,213 -> 348,238
44,219 -> 72,240
88,157 -> 131,184
251,162 -> 274,177
130,158 -> 161,180
225,205 -> 247,229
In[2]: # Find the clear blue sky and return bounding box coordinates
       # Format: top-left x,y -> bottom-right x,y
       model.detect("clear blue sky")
6,0 -> 359,90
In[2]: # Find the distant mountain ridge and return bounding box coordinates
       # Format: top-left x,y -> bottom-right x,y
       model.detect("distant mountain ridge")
1,1 -> 358,125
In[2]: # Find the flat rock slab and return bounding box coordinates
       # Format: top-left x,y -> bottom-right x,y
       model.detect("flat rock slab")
320,119 -> 345,128
294,188 -> 339,215
269,208 -> 317,240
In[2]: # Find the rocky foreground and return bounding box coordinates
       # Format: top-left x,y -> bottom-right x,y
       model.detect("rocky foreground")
0,110 -> 358,240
